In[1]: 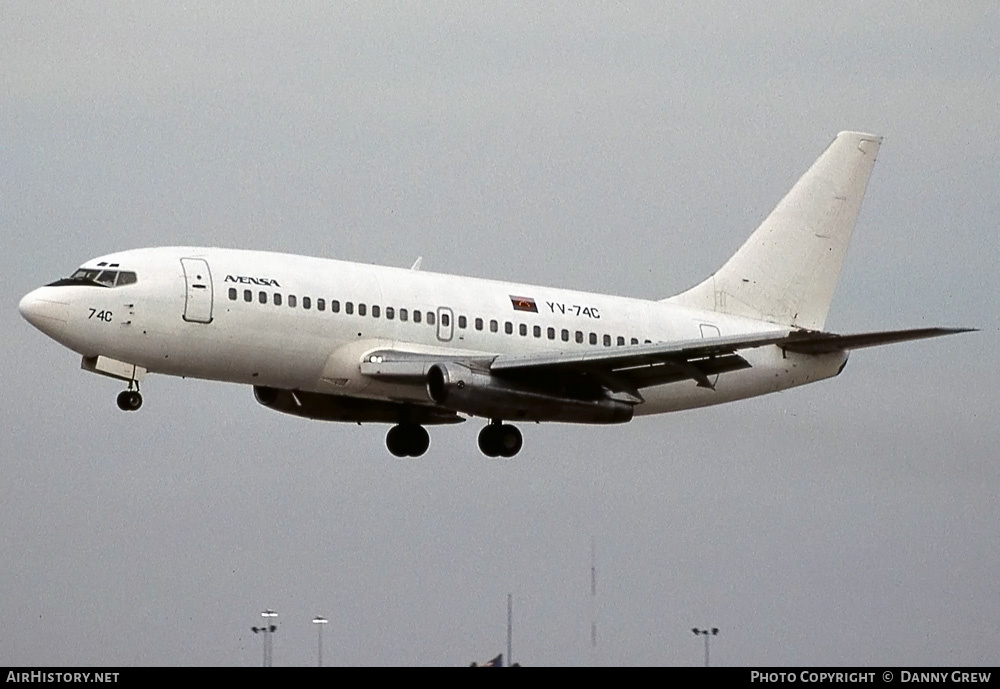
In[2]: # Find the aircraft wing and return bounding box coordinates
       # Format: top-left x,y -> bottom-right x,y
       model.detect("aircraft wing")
490,331 -> 793,390
361,327 -> 973,394
491,327 -> 974,390
361,332 -> 786,392
491,332 -> 793,372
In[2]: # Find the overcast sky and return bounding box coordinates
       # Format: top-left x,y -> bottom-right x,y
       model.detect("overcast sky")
2,2 -> 997,667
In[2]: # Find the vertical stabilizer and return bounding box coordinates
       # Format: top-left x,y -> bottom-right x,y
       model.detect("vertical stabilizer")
664,131 -> 881,330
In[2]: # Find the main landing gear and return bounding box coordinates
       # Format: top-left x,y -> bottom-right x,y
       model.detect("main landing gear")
116,382 -> 142,412
384,420 -> 525,458
386,424 -> 430,458
478,420 -> 523,458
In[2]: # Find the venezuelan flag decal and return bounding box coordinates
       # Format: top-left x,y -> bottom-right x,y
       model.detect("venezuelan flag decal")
509,296 -> 538,313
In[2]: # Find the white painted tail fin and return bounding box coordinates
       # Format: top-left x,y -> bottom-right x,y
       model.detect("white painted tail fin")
664,131 -> 882,331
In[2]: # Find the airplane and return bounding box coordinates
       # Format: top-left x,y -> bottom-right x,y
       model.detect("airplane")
18,131 -> 972,458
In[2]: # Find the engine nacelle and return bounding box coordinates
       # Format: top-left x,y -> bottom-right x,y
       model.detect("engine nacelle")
253,385 -> 282,407
252,385 -> 462,425
426,363 -> 633,424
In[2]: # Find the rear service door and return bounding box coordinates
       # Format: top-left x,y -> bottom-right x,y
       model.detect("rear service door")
181,258 -> 214,324
699,323 -> 721,387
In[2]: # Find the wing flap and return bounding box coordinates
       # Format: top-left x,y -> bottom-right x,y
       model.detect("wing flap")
613,353 -> 753,389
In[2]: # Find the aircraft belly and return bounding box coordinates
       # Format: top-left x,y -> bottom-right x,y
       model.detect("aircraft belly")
635,347 -> 848,415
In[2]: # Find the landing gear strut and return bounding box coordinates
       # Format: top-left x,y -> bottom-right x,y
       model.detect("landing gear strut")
386,424 -> 430,458
478,420 -> 523,458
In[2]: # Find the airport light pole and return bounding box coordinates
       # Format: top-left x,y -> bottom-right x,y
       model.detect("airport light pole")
507,593 -> 512,668
691,627 -> 718,667
312,616 -> 328,667
252,610 -> 278,667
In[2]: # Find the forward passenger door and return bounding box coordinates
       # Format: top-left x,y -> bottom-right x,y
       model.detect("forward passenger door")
180,258 -> 214,324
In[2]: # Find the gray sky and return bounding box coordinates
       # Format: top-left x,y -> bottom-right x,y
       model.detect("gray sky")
2,2 -> 997,666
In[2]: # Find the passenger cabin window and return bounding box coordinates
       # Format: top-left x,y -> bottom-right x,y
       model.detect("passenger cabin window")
386,307 -> 394,319
303,297 -> 311,310
519,324 -> 527,336
244,290 -> 252,303
617,336 -> 625,346
490,320 -> 498,333
533,325 -> 541,338
400,309 -> 408,322
228,288 -> 237,301
475,318 -> 483,331
561,329 -> 569,342
427,312 -> 435,326
630,337 -> 639,345
332,300 -> 340,313
458,315 -> 467,329
413,310 -> 421,324
440,313 -> 449,327
589,332 -> 597,345
317,298 -> 326,311
372,305 -> 380,318
548,327 -> 555,340
575,331 -> 584,344
259,291 -> 267,304
274,293 -> 282,306
346,302 -> 354,315
603,334 -> 611,346
504,321 -> 513,335
358,303 -> 366,316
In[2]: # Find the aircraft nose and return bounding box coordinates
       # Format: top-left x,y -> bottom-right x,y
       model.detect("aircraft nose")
18,289 -> 41,324
19,288 -> 69,333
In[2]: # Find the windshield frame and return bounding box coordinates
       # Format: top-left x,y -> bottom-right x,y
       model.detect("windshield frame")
45,268 -> 138,288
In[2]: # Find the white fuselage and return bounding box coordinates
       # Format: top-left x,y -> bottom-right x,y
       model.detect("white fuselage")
19,246 -> 847,419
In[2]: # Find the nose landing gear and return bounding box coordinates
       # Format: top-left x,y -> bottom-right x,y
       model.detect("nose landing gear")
116,382 -> 142,411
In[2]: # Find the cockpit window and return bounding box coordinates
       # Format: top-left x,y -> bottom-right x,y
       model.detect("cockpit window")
47,268 -> 139,288
95,270 -> 118,287
71,269 -> 104,284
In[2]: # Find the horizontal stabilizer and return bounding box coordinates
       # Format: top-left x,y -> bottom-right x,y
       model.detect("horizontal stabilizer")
780,327 -> 976,354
